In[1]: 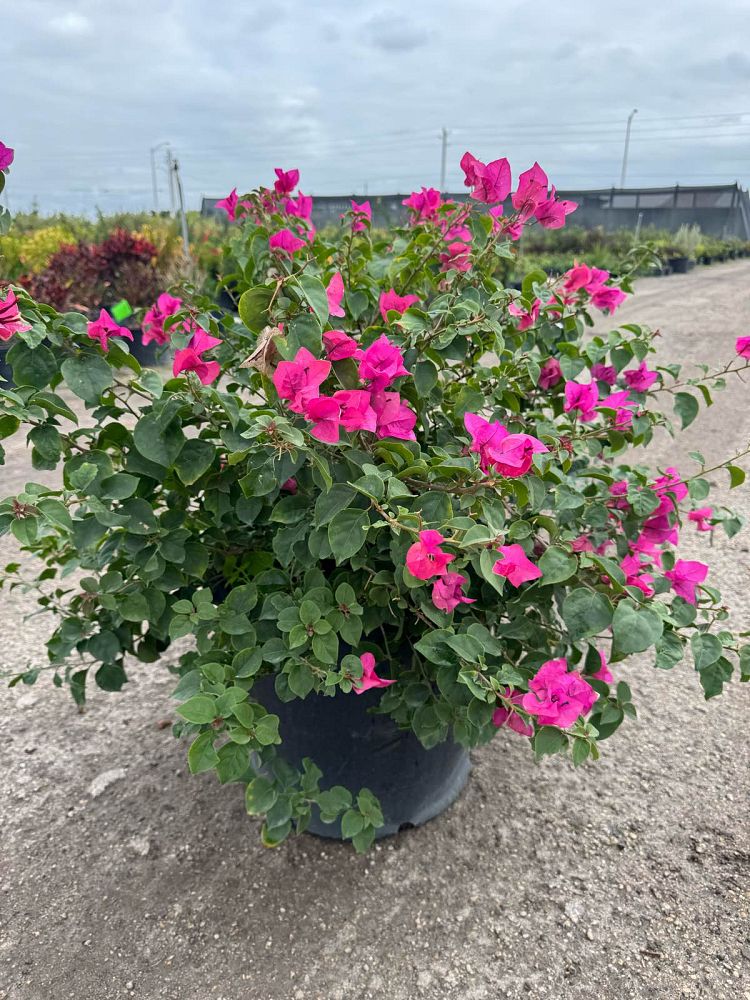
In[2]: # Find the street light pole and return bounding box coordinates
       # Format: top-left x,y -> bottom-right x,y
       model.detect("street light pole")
439,127 -> 449,192
619,109 -> 638,189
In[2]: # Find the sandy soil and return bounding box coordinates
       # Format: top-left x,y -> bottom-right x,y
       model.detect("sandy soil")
1,261 -> 749,1000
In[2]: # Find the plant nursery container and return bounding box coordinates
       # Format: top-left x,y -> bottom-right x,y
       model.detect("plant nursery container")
253,674 -> 471,839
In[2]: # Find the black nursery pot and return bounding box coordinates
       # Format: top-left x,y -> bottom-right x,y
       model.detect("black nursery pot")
253,675 -> 471,839
668,256 -> 690,274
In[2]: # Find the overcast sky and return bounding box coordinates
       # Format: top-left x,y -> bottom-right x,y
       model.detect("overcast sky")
4,0 -> 750,214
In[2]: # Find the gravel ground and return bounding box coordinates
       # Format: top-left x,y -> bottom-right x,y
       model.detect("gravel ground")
1,261 -> 749,1000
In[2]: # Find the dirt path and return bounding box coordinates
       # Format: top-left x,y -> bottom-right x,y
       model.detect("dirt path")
1,263 -> 749,1000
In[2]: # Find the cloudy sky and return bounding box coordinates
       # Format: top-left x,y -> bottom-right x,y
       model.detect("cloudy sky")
3,0 -> 750,214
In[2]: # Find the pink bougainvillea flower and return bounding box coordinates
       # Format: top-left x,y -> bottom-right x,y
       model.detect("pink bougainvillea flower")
333,389 -> 377,433
439,240 -> 472,272
664,559 -> 708,604
563,261 -> 593,293
379,289 -> 420,324
142,292 -> 183,346
358,334 -> 410,389
284,192 -> 313,220
402,186 -> 443,221
326,271 -> 346,318
508,298 -> 541,331
0,289 -> 31,341
571,534 -> 595,553
172,326 -> 222,385
538,357 -> 562,389
349,199 -> 372,232
623,362 -> 658,393
521,658 -> 598,729
564,380 -> 599,422
216,188 -> 239,221
353,652 -> 396,695
431,572 -> 475,613
371,390 -> 417,440
598,389 -> 636,428
590,285 -> 627,313
492,544 -> 542,587
620,554 -> 656,598
487,432 -> 548,478
534,187 -> 578,229
688,507 -> 714,532
273,167 -> 299,195
0,142 -> 14,171
460,151 -> 483,189
86,308 -> 134,352
464,412 -> 508,472
639,510 -> 679,547
492,688 -> 534,737
591,362 -> 617,385
735,335 -> 750,358
406,529 -> 454,580
323,329 -> 360,362
281,478 -> 297,493
460,151 -> 511,205
653,467 -> 688,503
592,650 -> 613,684
269,228 -> 306,255
511,162 -> 549,219
304,396 -> 341,443
273,347 -> 330,414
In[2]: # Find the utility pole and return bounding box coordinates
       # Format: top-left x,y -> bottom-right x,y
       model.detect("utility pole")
619,109 -> 638,189
439,127 -> 449,192
166,147 -> 176,215
149,142 -> 169,211
171,157 -> 191,259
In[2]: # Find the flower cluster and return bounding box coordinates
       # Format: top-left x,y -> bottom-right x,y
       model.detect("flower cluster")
272,293 -> 417,445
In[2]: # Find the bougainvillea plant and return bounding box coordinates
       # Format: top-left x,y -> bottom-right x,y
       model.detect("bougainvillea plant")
2,145 -> 749,852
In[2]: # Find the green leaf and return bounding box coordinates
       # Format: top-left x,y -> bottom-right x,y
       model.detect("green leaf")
561,589 -> 613,640
612,601 -> 663,653
534,726 -> 568,758
238,286 -> 274,333
690,632 -> 722,670
61,355 -> 113,402
176,695 -> 217,724
295,274 -> 329,327
341,809 -> 365,838
9,342 -> 58,388
133,414 -> 185,467
117,592 -> 150,621
216,742 -> 250,784
100,473 -> 139,500
328,508 -> 369,562
674,392 -> 699,429
314,484 -> 355,526
538,546 -> 577,585
174,438 -> 216,485
312,631 -> 339,665
728,465 -> 746,488
697,656 -> 733,699
413,360 -> 438,396
245,776 -> 278,814
187,731 -> 219,773
287,661 -> 315,698
254,713 -> 281,745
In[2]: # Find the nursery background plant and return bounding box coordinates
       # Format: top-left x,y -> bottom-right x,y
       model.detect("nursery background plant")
1,145 -> 749,852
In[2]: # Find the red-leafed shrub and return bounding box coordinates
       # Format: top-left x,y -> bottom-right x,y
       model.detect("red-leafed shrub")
21,229 -> 159,312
